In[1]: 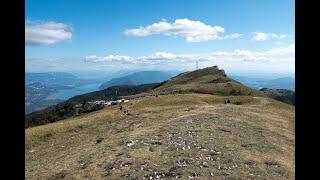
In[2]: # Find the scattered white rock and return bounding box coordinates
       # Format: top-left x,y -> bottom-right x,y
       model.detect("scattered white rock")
187,119 -> 193,123
126,140 -> 135,147
199,162 -> 209,168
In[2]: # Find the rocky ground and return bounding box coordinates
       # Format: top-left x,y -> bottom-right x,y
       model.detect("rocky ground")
26,93 -> 294,179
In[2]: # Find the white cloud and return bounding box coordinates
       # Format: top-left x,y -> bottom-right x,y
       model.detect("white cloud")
147,52 -> 177,60
29,44 -> 294,74
26,20 -> 72,45
86,43 -> 294,65
252,32 -> 286,41
124,18 -> 241,42
220,33 -> 242,40
84,44 -> 295,74
85,55 -> 133,62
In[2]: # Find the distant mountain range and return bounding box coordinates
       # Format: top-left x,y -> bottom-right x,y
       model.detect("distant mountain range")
259,88 -> 295,105
25,82 -> 62,114
26,72 -> 101,89
25,72 -> 102,113
229,75 -> 295,91
25,71 -> 179,114
99,71 -> 179,90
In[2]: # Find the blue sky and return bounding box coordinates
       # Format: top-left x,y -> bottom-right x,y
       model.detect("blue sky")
26,0 -> 295,76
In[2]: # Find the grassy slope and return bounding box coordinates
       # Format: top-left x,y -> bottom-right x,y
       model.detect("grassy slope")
151,66 -> 265,97
26,93 -> 294,179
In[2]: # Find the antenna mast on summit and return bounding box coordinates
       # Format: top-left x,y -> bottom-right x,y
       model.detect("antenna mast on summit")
196,60 -> 199,69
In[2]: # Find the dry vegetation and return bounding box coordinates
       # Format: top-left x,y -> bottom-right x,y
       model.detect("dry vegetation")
26,66 -> 294,179
26,93 -> 294,179
151,66 -> 266,98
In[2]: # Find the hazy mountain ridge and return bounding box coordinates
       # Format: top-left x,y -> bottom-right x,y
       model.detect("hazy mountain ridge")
25,82 -> 62,114
25,72 -> 102,113
26,72 -> 101,89
230,75 -> 295,91
99,71 -> 179,90
259,88 -> 295,105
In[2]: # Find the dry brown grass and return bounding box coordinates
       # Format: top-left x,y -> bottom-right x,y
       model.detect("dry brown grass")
26,93 -> 294,179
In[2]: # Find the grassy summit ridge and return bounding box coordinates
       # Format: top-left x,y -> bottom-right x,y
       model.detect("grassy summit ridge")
152,66 -> 265,97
